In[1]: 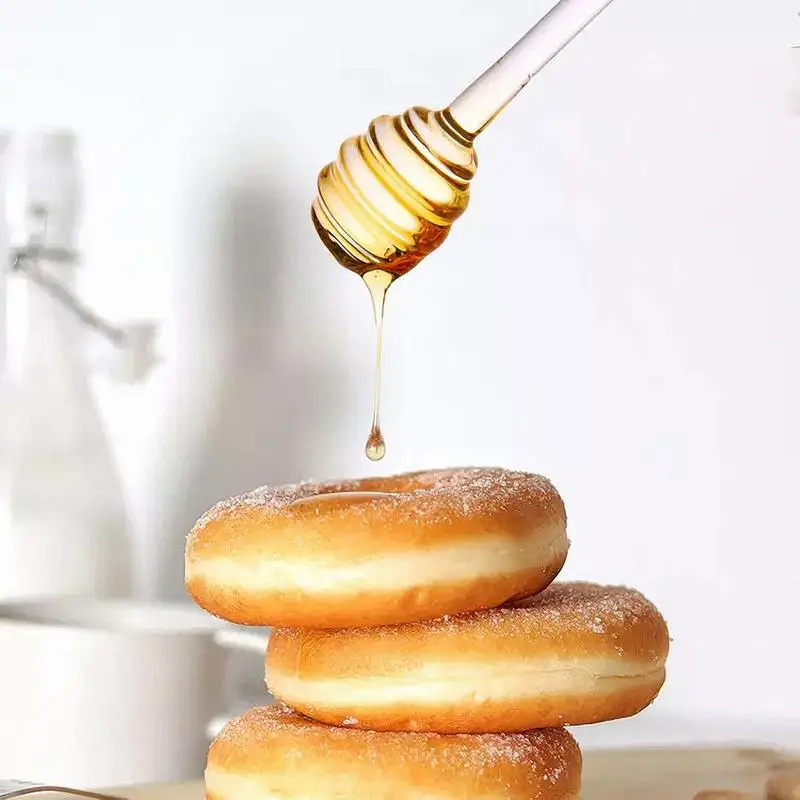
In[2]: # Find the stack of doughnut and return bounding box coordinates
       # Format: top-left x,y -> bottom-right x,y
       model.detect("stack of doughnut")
186,466 -> 670,800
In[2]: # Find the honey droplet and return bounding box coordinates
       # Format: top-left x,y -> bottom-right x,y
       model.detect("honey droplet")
362,269 -> 395,462
365,428 -> 386,462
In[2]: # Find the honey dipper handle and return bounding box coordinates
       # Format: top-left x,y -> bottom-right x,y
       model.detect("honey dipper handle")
445,0 -> 620,137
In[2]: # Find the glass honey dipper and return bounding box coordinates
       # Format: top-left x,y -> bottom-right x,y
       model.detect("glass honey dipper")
311,0 -> 620,461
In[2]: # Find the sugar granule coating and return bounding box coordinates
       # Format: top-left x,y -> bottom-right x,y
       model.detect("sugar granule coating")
189,466 -> 565,546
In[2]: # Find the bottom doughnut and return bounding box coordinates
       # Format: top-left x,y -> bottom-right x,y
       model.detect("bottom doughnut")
206,706 -> 582,800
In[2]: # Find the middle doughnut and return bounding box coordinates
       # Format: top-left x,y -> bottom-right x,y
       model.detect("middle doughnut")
266,582 -> 670,733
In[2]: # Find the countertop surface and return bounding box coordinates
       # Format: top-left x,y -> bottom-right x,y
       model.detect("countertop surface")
109,745 -> 800,800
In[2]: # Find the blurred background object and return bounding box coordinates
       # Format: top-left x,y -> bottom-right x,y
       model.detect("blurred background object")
0,597 -> 229,787
0,130 -> 162,602
0,131 -> 8,378
0,0 -> 798,787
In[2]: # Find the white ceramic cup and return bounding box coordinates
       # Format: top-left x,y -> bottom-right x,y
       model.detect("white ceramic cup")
203,629 -> 270,741
0,597 -> 268,789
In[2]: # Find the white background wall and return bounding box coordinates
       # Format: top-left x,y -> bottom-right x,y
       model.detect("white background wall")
1,0 -> 798,731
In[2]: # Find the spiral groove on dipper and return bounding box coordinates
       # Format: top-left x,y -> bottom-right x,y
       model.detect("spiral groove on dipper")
311,107 -> 477,276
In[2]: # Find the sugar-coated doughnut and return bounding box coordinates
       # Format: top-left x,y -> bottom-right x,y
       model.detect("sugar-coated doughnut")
186,467 -> 569,628
205,706 -> 582,800
266,582 -> 669,733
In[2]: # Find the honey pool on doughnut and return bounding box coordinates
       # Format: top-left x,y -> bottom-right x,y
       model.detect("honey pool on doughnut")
185,467 -> 570,629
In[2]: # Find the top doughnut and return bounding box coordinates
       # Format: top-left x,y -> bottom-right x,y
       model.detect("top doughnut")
185,467 -> 569,628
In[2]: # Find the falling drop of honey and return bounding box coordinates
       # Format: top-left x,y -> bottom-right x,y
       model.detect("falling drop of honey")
365,430 -> 386,462
362,268 -> 395,461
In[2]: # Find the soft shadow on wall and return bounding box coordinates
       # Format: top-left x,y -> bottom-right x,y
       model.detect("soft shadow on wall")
145,140 -> 347,604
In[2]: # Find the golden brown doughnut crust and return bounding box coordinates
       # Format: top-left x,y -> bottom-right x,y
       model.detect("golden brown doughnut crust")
186,467 -> 568,628
206,706 -> 582,800
266,582 -> 670,733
